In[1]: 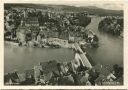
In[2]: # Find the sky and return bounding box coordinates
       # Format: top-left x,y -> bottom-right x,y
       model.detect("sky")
4,0 -> 123,10
34,0 -> 123,10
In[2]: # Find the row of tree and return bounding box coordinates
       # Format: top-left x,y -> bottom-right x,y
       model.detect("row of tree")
98,17 -> 123,36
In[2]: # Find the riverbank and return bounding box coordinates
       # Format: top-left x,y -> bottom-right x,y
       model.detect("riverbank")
4,40 -> 123,86
4,39 -> 75,49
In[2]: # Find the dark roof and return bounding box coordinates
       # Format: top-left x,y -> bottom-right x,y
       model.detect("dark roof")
4,72 -> 19,83
25,69 -> 34,78
39,60 -> 59,74
25,17 -> 39,24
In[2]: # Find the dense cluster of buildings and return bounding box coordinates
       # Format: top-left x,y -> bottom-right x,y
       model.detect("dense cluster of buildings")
4,6 -> 99,48
4,6 -> 123,86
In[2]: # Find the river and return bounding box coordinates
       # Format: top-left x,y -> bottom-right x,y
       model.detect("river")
4,17 -> 123,73
4,45 -> 74,73
86,17 -> 123,66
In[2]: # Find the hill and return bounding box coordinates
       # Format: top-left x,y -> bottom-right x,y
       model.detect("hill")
4,3 -> 123,16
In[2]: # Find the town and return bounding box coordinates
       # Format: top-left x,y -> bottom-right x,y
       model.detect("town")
4,4 -> 123,86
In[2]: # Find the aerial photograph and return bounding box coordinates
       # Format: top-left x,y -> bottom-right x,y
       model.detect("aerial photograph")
4,2 -> 123,86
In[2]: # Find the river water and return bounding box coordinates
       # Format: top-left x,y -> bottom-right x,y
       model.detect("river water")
86,17 -> 123,66
4,17 -> 123,73
4,45 -> 74,73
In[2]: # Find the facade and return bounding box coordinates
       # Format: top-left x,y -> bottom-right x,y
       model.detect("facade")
4,72 -> 20,85
25,17 -> 39,27
16,26 -> 28,44
34,65 -> 43,84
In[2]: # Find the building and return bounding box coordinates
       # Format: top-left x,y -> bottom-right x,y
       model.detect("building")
25,69 -> 34,79
34,65 -> 43,84
25,17 -> 39,27
18,73 -> 26,83
68,33 -> 75,43
16,26 -> 27,43
4,72 -> 20,85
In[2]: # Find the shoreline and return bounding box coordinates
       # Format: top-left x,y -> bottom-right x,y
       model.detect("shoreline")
4,40 -> 75,49
4,40 -> 123,85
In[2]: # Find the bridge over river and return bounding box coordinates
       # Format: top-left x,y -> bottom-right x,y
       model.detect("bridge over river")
73,43 -> 92,69
85,17 -> 123,66
73,16 -> 123,68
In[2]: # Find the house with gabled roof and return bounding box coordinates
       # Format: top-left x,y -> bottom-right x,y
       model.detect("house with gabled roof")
25,17 -> 39,27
